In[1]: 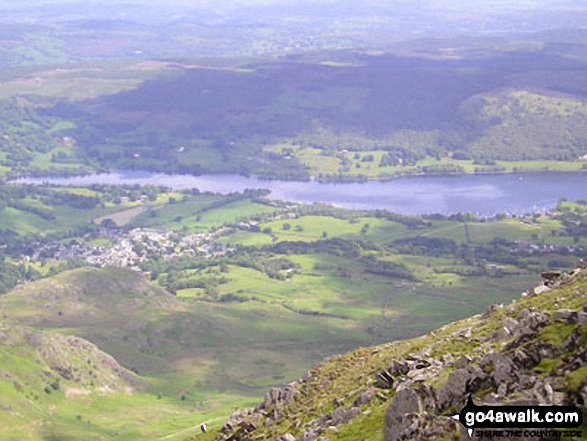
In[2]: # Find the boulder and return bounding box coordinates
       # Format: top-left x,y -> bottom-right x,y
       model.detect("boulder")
384,384 -> 438,436
331,407 -> 360,426
534,284 -> 551,295
553,309 -> 578,324
297,428 -> 321,441
260,386 -> 299,409
455,355 -> 471,370
541,271 -> 562,281
438,367 -> 486,411
515,309 -> 550,334
352,387 -> 376,407
384,411 -> 462,441
502,317 -> 519,334
376,369 -> 395,389
492,354 -> 519,386
388,360 -> 410,376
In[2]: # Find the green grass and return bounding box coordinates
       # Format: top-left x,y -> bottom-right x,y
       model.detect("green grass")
94,205 -> 147,226
129,195 -> 272,232
264,144 -> 585,179
0,206 -> 50,234
217,230 -> 274,247
48,121 -> 77,133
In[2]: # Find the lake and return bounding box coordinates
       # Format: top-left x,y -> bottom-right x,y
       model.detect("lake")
14,170 -> 587,215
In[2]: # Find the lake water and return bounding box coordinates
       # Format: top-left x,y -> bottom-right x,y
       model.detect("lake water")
14,170 -> 587,215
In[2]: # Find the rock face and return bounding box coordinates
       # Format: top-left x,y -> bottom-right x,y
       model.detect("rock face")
214,263 -> 587,441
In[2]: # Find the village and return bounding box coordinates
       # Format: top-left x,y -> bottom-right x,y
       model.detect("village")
21,226 -> 235,272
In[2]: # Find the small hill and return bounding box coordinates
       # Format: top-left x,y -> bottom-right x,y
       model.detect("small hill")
0,323 -> 140,440
0,266 -> 184,373
207,262 -> 587,441
1,266 -> 177,327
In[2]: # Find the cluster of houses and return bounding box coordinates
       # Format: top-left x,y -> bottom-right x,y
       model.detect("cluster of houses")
21,227 -> 233,271
512,240 -> 583,255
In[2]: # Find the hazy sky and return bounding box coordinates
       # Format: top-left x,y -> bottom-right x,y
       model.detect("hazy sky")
1,0 -> 582,11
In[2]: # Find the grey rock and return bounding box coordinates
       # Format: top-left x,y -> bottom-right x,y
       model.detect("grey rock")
352,387 -> 376,407
493,354 -> 519,385
553,309 -> 578,324
497,382 -> 508,397
456,355 -> 471,370
297,428 -> 319,441
541,271 -> 562,280
331,407 -> 360,426
376,369 -> 395,389
533,284 -> 551,295
517,374 -> 537,390
384,411 -> 462,441
532,380 -> 555,405
389,360 -> 410,376
261,386 -> 299,409
438,367 -> 486,411
386,384 -> 438,420
482,304 -> 501,319
503,317 -> 519,334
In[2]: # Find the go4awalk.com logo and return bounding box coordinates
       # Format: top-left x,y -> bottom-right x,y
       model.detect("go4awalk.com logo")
452,395 -> 584,439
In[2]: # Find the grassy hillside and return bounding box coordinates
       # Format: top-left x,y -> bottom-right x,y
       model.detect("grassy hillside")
0,322 -> 141,440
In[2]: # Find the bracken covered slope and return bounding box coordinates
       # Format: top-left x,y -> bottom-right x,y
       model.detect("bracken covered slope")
199,262 -> 587,441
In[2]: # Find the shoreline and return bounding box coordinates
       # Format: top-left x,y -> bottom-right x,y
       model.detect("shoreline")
6,164 -> 587,185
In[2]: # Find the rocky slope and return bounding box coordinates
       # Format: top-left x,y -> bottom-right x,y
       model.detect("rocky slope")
203,261 -> 587,441
0,323 -> 141,439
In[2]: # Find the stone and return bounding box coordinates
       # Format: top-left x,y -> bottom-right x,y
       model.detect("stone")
517,374 -> 537,390
389,360 -> 410,376
563,328 -> 582,352
541,271 -> 562,280
456,355 -> 471,370
384,411 -> 462,441
438,367 -> 486,411
482,304 -> 500,319
532,380 -> 555,405
493,354 -> 518,385
553,309 -> 578,324
376,369 -> 395,389
352,387 -> 376,407
331,407 -> 360,426
261,386 -> 299,410
534,284 -> 551,295
491,328 -> 510,341
515,309 -> 550,334
503,317 -> 519,334
385,384 -> 438,427
297,429 -> 319,441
